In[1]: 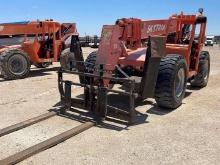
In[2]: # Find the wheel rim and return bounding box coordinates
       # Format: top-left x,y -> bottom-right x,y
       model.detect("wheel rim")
203,60 -> 209,80
8,54 -> 27,75
175,67 -> 185,97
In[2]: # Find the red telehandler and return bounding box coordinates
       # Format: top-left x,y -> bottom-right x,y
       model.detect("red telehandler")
59,9 -> 210,124
0,20 -> 77,79
0,10 -> 211,164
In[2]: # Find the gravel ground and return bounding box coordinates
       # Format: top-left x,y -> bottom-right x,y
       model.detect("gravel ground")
0,46 -> 219,165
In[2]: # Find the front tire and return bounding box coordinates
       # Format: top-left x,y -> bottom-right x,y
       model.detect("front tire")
60,48 -> 75,70
0,48 -> 30,79
84,51 -> 97,84
85,51 -> 114,89
155,55 -> 187,109
85,51 -> 97,73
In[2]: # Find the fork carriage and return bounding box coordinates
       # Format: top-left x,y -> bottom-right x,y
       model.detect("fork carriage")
58,35 -> 166,124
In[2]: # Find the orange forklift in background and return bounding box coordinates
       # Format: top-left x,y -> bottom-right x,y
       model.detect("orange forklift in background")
0,20 -> 77,79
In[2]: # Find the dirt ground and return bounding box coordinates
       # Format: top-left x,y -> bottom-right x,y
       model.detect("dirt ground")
0,46 -> 219,165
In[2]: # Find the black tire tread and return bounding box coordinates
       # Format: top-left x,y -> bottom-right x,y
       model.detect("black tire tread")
85,51 -> 97,73
60,48 -> 75,70
190,51 -> 210,87
0,48 -> 30,79
155,55 -> 187,109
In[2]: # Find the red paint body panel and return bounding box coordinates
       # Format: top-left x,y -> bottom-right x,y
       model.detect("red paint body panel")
96,13 -> 207,86
118,48 -> 146,67
96,25 -> 122,76
0,21 -> 77,63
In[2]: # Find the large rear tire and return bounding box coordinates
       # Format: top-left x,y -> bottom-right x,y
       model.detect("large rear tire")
0,48 -> 30,80
60,48 -> 76,70
155,55 -> 187,109
190,51 -> 210,88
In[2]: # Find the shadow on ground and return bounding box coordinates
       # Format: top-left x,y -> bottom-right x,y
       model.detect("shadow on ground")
186,84 -> 202,91
0,67 -> 59,82
49,83 -> 200,131
52,91 -> 191,131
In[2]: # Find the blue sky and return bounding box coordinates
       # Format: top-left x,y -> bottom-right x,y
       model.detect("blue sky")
0,0 -> 219,36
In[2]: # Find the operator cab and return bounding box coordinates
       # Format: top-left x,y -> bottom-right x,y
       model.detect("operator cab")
166,9 -> 207,77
